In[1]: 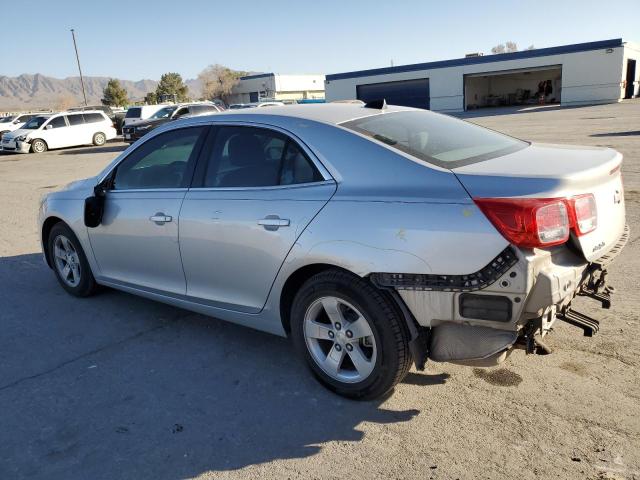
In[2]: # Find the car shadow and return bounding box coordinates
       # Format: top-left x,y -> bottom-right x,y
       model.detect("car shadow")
0,253 -> 429,480
590,130 -> 640,137
59,143 -> 128,155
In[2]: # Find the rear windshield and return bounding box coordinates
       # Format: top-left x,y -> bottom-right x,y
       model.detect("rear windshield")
0,116 -> 15,123
341,110 -> 527,168
125,107 -> 142,118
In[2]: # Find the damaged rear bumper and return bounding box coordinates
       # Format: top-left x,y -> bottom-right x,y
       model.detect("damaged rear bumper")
378,225 -> 629,367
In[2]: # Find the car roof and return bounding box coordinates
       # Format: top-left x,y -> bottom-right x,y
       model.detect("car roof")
209,103 -> 414,126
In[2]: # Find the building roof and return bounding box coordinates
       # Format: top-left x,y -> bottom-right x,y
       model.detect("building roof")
325,38 -> 624,82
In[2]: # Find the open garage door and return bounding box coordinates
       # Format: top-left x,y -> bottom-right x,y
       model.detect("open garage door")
357,78 -> 430,109
464,65 -> 562,110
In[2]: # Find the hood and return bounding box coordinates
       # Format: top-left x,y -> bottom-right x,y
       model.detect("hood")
135,118 -> 171,129
3,128 -> 32,140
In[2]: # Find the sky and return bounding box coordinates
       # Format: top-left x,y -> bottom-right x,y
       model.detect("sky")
8,0 -> 639,81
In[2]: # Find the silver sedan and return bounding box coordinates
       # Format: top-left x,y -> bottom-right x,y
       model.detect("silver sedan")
39,103 -> 627,399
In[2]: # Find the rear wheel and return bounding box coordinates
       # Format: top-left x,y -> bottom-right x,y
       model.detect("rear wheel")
291,270 -> 412,400
31,138 -> 47,153
93,132 -> 106,146
48,223 -> 97,297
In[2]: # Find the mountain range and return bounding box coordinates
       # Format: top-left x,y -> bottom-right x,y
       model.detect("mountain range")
0,74 -> 201,112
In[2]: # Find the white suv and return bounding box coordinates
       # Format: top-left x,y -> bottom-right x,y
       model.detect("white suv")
1,111 -> 117,153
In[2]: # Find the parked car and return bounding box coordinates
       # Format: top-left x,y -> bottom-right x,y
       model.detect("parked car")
38,104 -> 627,399
0,113 -> 45,138
123,105 -> 166,127
229,101 -> 286,109
2,111 -> 117,153
67,105 -> 125,134
122,103 -> 222,143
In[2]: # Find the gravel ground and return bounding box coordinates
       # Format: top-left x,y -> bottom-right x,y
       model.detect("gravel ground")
0,101 -> 638,480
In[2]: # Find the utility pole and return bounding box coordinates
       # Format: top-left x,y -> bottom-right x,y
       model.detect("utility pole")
70,29 -> 87,106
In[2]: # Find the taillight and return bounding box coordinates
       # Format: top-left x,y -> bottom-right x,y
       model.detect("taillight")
474,198 -> 570,248
568,194 -> 597,236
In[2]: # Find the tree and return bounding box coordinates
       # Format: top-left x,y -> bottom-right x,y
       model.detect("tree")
101,79 -> 129,107
491,41 -> 520,54
197,64 -> 247,103
144,91 -> 157,104
155,72 -> 189,102
54,93 -> 77,111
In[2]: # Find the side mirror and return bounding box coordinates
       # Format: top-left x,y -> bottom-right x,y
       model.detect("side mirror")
45,124 -> 53,130
84,183 -> 107,228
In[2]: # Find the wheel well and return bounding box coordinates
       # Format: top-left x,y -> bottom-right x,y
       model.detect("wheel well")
41,216 -> 64,268
279,263 -> 355,335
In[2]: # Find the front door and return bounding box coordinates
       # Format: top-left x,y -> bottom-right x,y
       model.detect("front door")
88,126 -> 208,294
179,125 -> 335,312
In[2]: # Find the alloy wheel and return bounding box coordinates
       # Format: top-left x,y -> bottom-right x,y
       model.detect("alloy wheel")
53,235 -> 81,287
32,140 -> 46,153
303,296 -> 377,383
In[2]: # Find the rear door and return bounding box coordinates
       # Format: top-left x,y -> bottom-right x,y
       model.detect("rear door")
179,124 -> 336,312
88,126 -> 208,294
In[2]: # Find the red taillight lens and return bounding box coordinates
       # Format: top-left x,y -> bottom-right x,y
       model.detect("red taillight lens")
568,194 -> 597,235
474,198 -> 570,248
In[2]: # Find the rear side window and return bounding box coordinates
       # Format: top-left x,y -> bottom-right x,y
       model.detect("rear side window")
47,116 -> 67,129
125,107 -> 141,118
84,113 -> 104,123
203,126 -> 322,188
113,127 -> 205,190
66,114 -> 85,126
341,110 -> 528,168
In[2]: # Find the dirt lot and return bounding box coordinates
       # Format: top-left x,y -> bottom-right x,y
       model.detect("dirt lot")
1,101 -> 639,480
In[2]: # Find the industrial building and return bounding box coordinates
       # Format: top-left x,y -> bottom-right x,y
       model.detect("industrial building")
325,38 -> 639,112
227,73 -> 325,104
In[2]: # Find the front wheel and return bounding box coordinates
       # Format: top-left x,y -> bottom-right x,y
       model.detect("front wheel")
291,270 -> 412,400
93,132 -> 106,146
30,138 -> 47,153
48,223 -> 98,297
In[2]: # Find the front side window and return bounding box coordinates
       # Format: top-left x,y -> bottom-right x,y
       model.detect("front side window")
113,127 -> 205,190
203,126 -> 322,188
341,110 -> 528,168
47,116 -> 67,129
66,114 -> 85,126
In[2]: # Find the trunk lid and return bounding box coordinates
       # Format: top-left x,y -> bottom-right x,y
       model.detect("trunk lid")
453,143 -> 625,262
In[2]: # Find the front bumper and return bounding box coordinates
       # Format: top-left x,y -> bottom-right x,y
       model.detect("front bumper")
122,126 -> 151,143
1,138 -> 30,153
385,226 -> 629,365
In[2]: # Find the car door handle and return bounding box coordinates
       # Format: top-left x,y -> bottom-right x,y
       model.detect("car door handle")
258,216 -> 290,230
149,213 -> 172,224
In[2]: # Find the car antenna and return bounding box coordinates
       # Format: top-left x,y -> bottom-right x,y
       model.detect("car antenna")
363,99 -> 387,110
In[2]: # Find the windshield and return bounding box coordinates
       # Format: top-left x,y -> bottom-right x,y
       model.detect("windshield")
0,116 -> 16,123
125,107 -> 141,118
341,110 -> 527,168
150,107 -> 176,119
21,116 -> 49,130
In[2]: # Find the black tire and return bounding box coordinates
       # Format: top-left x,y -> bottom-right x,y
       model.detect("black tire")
93,132 -> 106,146
48,222 -> 98,297
291,269 -> 412,400
30,138 -> 47,153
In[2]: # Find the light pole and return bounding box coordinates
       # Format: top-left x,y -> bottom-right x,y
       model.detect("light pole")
70,28 -> 87,106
